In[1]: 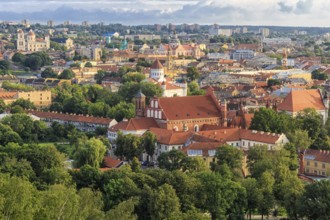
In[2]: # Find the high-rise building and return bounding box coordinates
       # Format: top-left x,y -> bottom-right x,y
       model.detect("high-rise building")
168,23 -> 176,31
242,27 -> 248,34
47,20 -> 54,27
154,24 -> 162,32
63,20 -> 70,26
82,21 -> 89,27
259,28 -> 270,37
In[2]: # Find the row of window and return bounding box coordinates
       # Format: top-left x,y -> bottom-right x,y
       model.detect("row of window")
305,169 -> 326,176
306,160 -> 326,169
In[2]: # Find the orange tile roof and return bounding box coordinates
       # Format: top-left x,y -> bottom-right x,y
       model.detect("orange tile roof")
110,118 -> 159,131
151,59 -> 163,69
103,157 -> 123,168
277,89 -> 325,112
0,91 -> 17,99
158,95 -> 222,120
303,149 -> 330,164
29,110 -> 114,125
243,113 -> 254,128
150,127 -> 192,145
195,128 -> 283,144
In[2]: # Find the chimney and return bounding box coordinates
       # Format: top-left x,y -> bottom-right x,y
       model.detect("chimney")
299,150 -> 305,175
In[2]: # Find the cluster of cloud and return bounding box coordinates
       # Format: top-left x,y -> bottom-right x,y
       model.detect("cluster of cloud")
278,0 -> 313,14
0,0 -> 328,26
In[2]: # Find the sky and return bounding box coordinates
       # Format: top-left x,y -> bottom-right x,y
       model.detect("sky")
0,0 -> 328,27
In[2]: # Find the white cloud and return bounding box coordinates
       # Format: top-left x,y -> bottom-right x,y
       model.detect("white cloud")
0,0 -> 328,26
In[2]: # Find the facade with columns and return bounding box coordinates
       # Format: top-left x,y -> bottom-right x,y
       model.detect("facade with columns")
17,29 -> 50,52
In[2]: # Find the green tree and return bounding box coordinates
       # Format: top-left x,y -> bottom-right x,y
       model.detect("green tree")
41,67 -> 57,78
12,53 -> 26,63
158,149 -> 186,171
296,108 -> 323,140
0,175 -> 38,220
108,102 -> 135,122
186,67 -> 201,81
267,79 -> 281,87
257,171 -> 275,220
196,172 -> 246,220
10,98 -> 36,110
122,72 -> 146,83
36,184 -> 80,219
103,177 -> 139,210
115,132 -> 143,161
130,157 -> 142,173
85,62 -> 93,67
188,81 -> 205,96
59,69 -> 74,79
250,108 -> 294,133
142,131 -> 157,162
78,188 -> 105,219
24,55 -> 42,70
213,144 -> 243,171
0,60 -> 10,71
106,198 -> 138,220
311,69 -> 328,80
298,180 -> 330,220
287,129 -> 312,150
148,184 -> 181,220
0,100 -> 6,113
73,137 -> 107,168
242,178 -> 262,220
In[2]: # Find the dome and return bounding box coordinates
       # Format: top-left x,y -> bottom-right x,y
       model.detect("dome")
28,30 -> 35,36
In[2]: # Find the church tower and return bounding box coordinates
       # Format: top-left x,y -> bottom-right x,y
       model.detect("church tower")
133,90 -> 146,117
27,30 -> 36,51
169,31 -> 180,49
17,29 -> 26,51
282,48 -> 288,67
150,59 -> 165,82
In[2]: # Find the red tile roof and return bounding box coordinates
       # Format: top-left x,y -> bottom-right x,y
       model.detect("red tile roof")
110,118 -> 159,131
277,89 -> 325,112
303,149 -> 330,164
151,59 -> 163,69
149,127 -> 192,145
195,128 -> 284,144
158,95 -> 222,120
29,110 -> 114,125
0,92 -> 17,99
103,157 -> 124,168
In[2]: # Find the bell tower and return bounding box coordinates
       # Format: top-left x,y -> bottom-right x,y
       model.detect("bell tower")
17,29 -> 26,51
133,90 -> 146,117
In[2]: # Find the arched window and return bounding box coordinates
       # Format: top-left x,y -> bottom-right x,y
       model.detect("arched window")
173,126 -> 178,131
194,125 -> 199,132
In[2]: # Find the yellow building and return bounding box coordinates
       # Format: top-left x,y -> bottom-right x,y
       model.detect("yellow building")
300,149 -> 330,177
16,91 -> 52,108
0,90 -> 52,108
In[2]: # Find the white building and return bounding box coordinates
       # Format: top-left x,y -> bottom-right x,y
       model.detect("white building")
17,29 -> 50,52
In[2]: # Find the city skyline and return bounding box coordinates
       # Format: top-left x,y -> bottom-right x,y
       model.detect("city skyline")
0,0 -> 329,27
